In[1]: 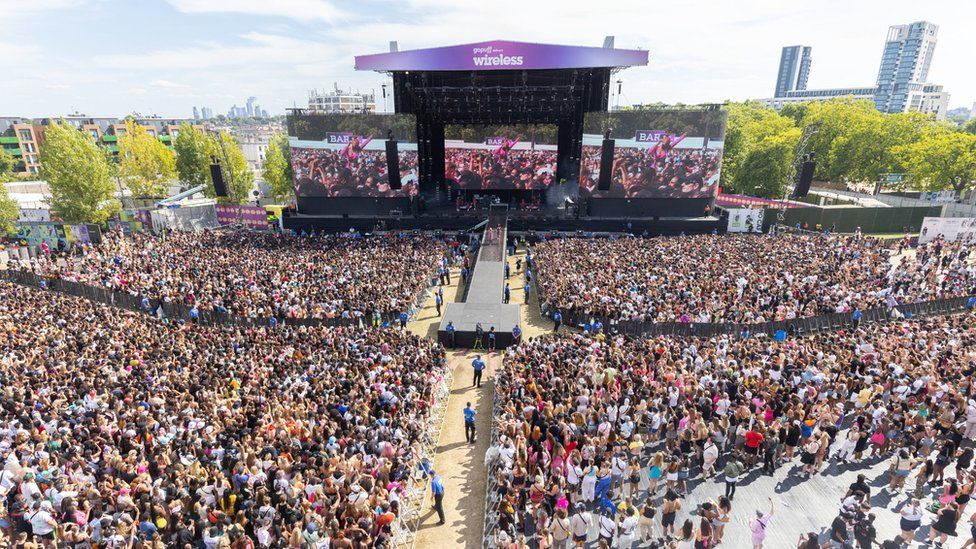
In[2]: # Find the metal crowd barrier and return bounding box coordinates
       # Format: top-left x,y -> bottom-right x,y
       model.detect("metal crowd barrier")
538,293 -> 974,340
0,269 -> 415,330
481,368 -> 509,549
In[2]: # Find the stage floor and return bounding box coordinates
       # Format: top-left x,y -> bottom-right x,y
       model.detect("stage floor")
437,302 -> 521,348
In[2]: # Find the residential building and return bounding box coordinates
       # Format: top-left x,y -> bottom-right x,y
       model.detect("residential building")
760,87 -> 877,109
903,83 -> 949,119
308,87 -> 376,114
0,121 -> 41,175
201,107 -> 214,120
757,21 -> 949,119
193,106 -> 200,120
774,45 -> 812,97
235,125 -> 281,171
874,21 -> 939,114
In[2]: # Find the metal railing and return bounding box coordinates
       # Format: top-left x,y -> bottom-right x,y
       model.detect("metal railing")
481,367 -> 511,548
537,295 -> 974,339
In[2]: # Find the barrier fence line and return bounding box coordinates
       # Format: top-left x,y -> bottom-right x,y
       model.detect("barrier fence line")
528,237 -> 974,339
0,269 -> 444,330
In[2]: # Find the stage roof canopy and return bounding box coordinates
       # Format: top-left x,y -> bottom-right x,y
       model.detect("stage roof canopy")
355,40 -> 648,72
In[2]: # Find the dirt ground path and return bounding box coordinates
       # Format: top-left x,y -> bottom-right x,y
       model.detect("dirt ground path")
413,350 -> 495,548
408,245 -> 552,549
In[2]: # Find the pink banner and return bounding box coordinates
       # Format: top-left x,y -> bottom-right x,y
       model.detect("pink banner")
715,193 -> 808,209
215,205 -> 268,229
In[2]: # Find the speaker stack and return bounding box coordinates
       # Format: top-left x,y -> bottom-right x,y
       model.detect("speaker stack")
792,152 -> 816,199
598,129 -> 615,191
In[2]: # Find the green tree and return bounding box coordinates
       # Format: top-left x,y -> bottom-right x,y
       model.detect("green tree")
118,120 -> 176,197
174,123 -> 214,190
212,130 -> 253,204
894,131 -> 976,192
798,97 -> 878,181
0,148 -> 15,182
0,184 -> 19,234
721,101 -> 797,192
962,118 -> 976,135
829,111 -> 929,183
262,133 -> 293,202
41,120 -> 120,223
732,127 -> 802,198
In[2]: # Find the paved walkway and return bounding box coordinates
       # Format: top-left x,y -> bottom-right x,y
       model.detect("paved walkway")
408,260 -> 495,548
414,351 -> 495,548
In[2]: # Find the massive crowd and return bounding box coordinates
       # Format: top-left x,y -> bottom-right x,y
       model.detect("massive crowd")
15,230 -> 447,321
291,148 -> 419,198
578,146 -> 722,199
534,233 -> 976,324
445,148 -> 558,191
0,281 -> 447,548
488,313 -> 976,548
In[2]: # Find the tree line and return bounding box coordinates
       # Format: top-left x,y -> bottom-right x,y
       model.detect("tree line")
12,120 -> 295,226
721,98 -> 976,198
4,99 -> 975,228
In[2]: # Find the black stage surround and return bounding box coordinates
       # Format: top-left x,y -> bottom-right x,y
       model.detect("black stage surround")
393,68 -> 610,193
287,58 -> 722,223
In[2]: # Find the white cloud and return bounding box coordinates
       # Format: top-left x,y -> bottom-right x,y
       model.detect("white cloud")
164,0 -> 341,22
150,79 -> 190,89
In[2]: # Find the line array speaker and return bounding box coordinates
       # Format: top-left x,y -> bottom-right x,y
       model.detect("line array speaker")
597,137 -> 615,191
210,163 -> 227,197
386,139 -> 401,190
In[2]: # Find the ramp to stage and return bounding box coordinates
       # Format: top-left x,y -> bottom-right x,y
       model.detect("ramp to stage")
438,205 -> 521,348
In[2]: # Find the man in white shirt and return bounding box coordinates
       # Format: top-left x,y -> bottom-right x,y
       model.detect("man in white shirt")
28,501 -> 58,542
570,504 -> 592,545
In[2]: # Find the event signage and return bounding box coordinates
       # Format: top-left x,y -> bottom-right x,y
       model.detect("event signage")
919,216 -> 976,244
726,208 -> 765,233
325,132 -> 355,144
355,40 -> 648,72
635,130 -> 666,143
485,137 -> 506,146
215,205 -> 268,230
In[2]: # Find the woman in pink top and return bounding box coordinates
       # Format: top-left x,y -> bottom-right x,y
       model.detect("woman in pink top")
749,498 -> 775,548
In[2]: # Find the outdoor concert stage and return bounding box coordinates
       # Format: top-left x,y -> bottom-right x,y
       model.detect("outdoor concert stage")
285,39 -> 728,232
437,206 -> 520,348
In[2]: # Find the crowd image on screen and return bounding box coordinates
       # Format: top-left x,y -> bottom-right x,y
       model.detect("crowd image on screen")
445,146 -> 557,191
579,140 -> 723,199
290,145 -> 419,198
535,233 -> 976,324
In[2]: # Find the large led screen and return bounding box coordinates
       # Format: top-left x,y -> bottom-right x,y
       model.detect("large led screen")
580,108 -> 726,199
444,125 -> 558,191
287,113 -> 418,198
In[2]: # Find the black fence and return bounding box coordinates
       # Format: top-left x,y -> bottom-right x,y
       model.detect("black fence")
539,295 -> 975,339
0,270 -> 389,329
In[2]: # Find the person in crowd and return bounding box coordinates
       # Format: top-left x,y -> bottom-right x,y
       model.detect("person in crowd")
486,307 -> 976,549
0,280 -> 447,547
533,233 -> 976,325
18,229 -> 448,323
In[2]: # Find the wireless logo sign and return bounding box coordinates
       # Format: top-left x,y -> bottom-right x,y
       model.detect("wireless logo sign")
472,45 -> 524,67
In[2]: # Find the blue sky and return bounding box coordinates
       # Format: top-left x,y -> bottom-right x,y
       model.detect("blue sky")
2,0 -> 973,118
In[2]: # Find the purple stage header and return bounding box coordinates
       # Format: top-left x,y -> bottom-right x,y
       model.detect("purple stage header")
355,40 -> 648,72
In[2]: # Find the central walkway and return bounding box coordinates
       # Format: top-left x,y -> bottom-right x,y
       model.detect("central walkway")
408,245 -> 552,548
